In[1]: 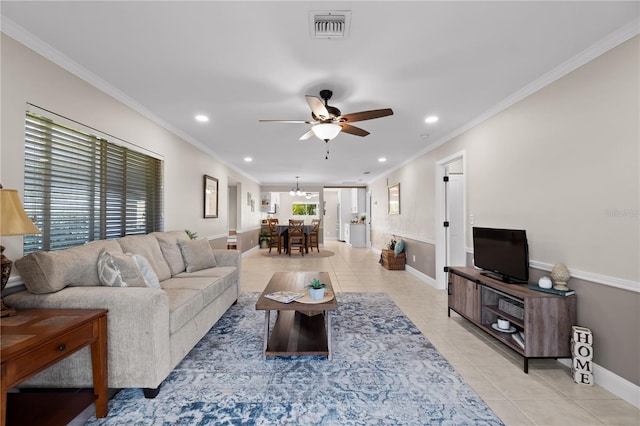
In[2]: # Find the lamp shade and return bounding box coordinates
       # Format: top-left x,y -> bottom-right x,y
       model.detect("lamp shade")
0,189 -> 41,236
311,123 -> 341,141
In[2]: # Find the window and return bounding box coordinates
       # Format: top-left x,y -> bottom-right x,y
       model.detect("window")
23,111 -> 164,253
292,203 -> 318,215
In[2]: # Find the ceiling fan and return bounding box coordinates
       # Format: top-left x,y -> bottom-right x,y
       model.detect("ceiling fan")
259,90 -> 393,158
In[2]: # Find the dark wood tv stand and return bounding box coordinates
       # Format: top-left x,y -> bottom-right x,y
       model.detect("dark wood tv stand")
447,267 -> 576,373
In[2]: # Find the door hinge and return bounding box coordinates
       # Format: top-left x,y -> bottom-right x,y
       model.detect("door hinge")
443,221 -> 450,227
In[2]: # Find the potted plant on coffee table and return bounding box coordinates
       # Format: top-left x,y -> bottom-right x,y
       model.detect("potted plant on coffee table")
306,278 -> 328,301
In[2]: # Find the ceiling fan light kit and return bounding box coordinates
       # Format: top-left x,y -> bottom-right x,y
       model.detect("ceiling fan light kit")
260,89 -> 393,159
311,123 -> 341,142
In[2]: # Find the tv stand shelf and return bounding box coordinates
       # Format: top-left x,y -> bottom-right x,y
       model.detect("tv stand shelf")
447,267 -> 576,373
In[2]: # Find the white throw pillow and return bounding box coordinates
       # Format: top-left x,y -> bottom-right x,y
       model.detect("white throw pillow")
97,249 -> 147,287
130,253 -> 161,288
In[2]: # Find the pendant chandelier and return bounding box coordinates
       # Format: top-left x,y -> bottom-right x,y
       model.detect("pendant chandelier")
289,176 -> 304,196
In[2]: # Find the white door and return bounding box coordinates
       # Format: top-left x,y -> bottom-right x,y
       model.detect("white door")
446,175 -> 466,266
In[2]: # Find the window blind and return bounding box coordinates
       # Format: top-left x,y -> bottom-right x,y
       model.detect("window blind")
23,111 -> 164,253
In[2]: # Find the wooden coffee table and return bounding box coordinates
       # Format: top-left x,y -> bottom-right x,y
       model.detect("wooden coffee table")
255,272 -> 337,360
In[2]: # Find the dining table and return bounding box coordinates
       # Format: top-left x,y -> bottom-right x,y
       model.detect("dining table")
275,224 -> 315,254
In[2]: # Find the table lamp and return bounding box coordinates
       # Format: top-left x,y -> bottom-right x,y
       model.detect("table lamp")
1,185 -> 41,317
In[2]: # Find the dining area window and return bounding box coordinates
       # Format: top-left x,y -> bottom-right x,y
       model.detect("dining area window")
292,203 -> 318,216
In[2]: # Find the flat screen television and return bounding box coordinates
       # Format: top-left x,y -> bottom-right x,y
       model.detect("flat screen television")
472,227 -> 529,284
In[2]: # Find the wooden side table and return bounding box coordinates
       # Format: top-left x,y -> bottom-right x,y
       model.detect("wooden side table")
1,309 -> 108,426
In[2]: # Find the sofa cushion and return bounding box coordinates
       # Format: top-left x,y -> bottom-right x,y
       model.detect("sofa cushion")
161,288 -> 203,335
152,231 -> 190,276
161,276 -> 230,334
177,239 -> 217,273
118,235 -> 171,281
97,249 -> 147,287
15,239 -> 123,294
175,266 -> 238,292
162,276 -> 227,306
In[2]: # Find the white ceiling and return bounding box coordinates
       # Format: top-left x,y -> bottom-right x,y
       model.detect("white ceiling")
2,1 -> 638,186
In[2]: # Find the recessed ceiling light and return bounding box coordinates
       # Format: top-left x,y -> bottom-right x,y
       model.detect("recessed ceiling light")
244,157 -> 253,162
425,115 -> 439,124
378,157 -> 387,163
195,115 -> 209,123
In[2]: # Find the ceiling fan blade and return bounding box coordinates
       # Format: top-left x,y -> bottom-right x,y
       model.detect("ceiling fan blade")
340,123 -> 370,137
299,130 -> 315,140
339,108 -> 394,123
259,119 -> 315,124
306,95 -> 330,120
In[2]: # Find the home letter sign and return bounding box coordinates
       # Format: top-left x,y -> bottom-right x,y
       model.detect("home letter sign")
571,326 -> 593,386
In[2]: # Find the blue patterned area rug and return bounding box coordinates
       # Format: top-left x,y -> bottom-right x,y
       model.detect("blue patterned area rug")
86,293 -> 503,425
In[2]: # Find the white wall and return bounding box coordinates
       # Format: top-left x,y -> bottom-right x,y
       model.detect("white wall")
228,185 -> 237,231
323,190 -> 339,240
367,36 -> 640,389
371,35 -> 639,283
0,33 -> 261,274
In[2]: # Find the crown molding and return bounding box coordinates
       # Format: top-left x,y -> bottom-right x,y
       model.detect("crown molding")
1,16 -> 261,185
367,17 -> 640,185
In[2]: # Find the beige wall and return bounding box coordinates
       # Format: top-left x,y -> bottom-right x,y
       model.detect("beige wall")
0,33 -> 260,267
370,37 -> 639,386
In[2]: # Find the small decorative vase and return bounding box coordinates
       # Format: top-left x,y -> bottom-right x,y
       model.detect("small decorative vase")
309,287 -> 325,301
551,263 -> 571,291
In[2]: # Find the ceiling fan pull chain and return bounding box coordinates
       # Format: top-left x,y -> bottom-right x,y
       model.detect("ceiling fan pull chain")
326,145 -> 329,160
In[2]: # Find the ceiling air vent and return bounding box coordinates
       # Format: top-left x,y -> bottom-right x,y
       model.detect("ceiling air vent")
309,11 -> 351,39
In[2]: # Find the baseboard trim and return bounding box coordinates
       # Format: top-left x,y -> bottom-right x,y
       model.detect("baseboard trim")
242,246 -> 260,257
406,265 -> 438,289
558,359 -> 640,408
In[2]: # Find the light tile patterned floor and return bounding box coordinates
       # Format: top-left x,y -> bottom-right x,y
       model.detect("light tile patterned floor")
242,241 -> 640,426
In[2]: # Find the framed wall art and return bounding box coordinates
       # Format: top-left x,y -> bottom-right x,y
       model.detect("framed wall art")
204,175 -> 219,218
388,183 -> 400,215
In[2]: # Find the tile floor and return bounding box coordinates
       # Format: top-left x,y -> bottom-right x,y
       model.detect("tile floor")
242,241 -> 640,426
71,240 -> 639,425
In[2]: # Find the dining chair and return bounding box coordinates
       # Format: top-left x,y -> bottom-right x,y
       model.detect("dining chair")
288,219 -> 305,256
267,218 -> 282,254
309,219 -> 321,252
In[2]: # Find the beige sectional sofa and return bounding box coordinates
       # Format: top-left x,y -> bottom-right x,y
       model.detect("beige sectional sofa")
5,230 -> 240,397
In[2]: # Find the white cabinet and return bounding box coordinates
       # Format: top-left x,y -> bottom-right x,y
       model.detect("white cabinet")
349,224 -> 366,247
350,188 -> 366,214
338,188 -> 366,241
343,223 -> 350,244
260,192 -> 278,213
351,188 -> 358,213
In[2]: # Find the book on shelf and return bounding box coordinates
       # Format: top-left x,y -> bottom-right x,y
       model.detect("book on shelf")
527,285 -> 575,296
512,332 -> 525,349
264,291 -> 305,303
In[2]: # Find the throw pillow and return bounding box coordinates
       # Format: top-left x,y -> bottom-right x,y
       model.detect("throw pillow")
130,254 -> 161,289
178,238 -> 217,273
394,239 -> 405,256
97,249 -> 147,287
